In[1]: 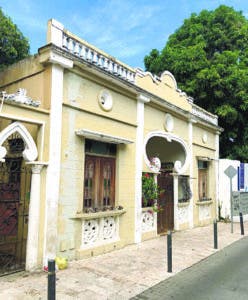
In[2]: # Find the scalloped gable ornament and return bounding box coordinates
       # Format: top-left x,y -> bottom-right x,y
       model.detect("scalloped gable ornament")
135,69 -> 192,112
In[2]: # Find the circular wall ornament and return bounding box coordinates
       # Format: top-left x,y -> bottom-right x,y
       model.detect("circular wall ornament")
98,89 -> 113,111
164,113 -> 174,132
202,132 -> 208,144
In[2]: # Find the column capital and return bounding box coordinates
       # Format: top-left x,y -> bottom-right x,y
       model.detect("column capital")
26,161 -> 48,174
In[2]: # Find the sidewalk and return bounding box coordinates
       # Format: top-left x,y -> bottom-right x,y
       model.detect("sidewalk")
0,221 -> 247,300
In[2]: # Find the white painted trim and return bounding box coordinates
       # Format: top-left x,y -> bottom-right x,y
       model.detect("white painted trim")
0,114 -> 45,160
134,95 -> 149,243
188,121 -> 194,228
173,174 -> 179,230
26,163 -> 47,271
43,64 -> 64,266
75,129 -> 133,144
0,121 -> 38,161
143,131 -> 190,175
215,132 -> 220,219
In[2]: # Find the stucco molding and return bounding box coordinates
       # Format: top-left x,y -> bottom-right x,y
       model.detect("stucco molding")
0,121 -> 38,162
143,131 -> 190,174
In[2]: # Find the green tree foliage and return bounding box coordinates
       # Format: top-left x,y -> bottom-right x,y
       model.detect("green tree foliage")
144,5 -> 248,161
0,8 -> 29,70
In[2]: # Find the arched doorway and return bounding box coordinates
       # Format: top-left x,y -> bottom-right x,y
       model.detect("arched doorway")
144,132 -> 189,234
0,122 -> 38,275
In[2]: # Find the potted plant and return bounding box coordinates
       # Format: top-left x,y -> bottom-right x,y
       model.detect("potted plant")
142,173 -> 163,212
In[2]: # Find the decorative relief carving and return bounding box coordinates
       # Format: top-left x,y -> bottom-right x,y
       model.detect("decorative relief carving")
0,89 -> 40,107
98,90 -> 113,111
142,211 -> 155,232
83,219 -> 99,245
82,215 -> 120,247
164,113 -> 174,132
103,217 -> 116,240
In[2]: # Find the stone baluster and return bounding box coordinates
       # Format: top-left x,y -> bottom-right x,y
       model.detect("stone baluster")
113,63 -> 118,74
62,35 -> 68,48
86,48 -> 92,61
80,45 -> 86,59
92,51 -> 98,64
103,58 -> 109,69
68,38 -> 74,52
74,43 -> 79,55
122,68 -> 127,80
108,61 -> 113,72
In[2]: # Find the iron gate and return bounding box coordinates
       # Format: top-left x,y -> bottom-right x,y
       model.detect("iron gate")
0,135 -> 31,276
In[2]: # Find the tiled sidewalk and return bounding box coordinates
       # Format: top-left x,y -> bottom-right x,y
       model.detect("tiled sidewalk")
0,221 -> 247,299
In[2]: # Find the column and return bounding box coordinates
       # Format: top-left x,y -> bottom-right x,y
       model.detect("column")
26,162 -> 47,271
134,94 -> 150,243
215,131 -> 220,219
173,174 -> 179,230
188,119 -> 195,228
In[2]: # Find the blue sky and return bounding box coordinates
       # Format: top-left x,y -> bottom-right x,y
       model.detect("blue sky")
1,0 -> 248,69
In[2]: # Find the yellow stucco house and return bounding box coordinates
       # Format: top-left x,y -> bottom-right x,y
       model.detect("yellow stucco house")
0,19 -> 222,274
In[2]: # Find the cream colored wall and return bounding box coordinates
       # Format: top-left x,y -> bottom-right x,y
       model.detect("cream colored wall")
0,56 -> 51,110
193,125 -> 216,150
143,104 -> 189,171
63,71 -> 137,125
192,141 -> 217,226
0,58 -> 54,267
57,69 -> 138,258
136,73 -> 191,112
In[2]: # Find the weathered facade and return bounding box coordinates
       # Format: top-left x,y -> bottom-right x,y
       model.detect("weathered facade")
0,19 -> 222,273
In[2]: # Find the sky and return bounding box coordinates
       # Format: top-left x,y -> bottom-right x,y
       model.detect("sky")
1,0 -> 248,69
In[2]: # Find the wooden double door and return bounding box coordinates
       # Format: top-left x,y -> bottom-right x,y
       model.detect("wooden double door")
157,172 -> 174,234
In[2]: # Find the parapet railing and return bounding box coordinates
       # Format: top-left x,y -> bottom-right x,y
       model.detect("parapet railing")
62,32 -> 136,83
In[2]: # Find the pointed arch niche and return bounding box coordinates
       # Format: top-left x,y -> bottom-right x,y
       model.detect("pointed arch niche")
0,121 -> 38,162
0,121 -> 47,271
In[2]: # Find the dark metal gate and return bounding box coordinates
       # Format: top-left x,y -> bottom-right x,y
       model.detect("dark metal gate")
0,134 -> 31,276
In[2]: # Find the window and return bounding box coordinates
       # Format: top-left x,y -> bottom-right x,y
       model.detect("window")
198,160 -> 209,201
84,140 -> 116,211
178,176 -> 192,203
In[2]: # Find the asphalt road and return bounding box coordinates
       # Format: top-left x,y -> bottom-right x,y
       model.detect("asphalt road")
132,236 -> 248,300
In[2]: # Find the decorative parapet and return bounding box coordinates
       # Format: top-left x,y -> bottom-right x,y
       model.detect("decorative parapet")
47,19 -> 135,83
192,104 -> 218,125
62,32 -> 136,83
0,89 -> 40,108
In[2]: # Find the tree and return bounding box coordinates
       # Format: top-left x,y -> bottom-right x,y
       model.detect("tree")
0,8 -> 30,70
144,5 -> 248,161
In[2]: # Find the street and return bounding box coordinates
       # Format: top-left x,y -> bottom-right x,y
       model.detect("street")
133,236 -> 248,300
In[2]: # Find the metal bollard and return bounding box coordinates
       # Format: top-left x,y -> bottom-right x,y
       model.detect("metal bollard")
239,212 -> 244,235
214,220 -> 218,249
48,259 -> 56,300
167,231 -> 172,273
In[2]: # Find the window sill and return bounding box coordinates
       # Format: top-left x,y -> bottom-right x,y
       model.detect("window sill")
178,201 -> 190,208
72,209 -> 126,220
196,199 -> 213,206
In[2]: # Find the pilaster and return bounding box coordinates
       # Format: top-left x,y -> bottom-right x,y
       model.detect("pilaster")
134,94 -> 150,243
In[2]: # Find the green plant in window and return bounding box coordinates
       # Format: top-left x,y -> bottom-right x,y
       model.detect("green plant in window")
142,173 -> 163,211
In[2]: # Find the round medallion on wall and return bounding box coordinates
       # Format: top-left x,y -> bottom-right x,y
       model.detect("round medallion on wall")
98,89 -> 113,111
202,132 -> 208,144
164,113 -> 174,132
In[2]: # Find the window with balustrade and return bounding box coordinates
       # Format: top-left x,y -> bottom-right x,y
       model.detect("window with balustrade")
84,140 -> 116,211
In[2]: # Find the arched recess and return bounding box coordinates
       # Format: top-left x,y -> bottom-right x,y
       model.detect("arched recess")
144,131 -> 189,174
0,121 -> 38,161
